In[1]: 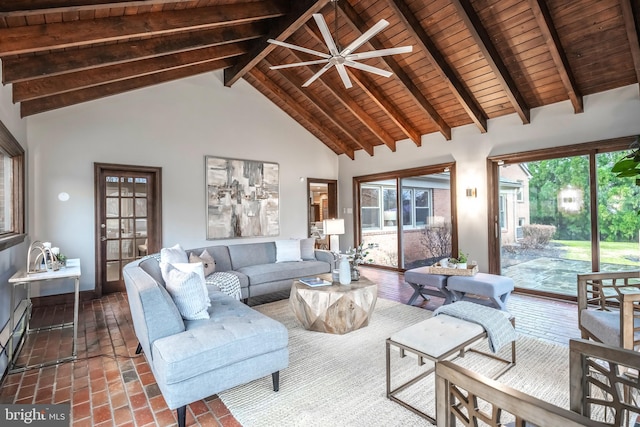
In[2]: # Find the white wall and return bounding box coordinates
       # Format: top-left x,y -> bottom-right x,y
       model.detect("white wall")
27,71 -> 338,294
338,84 -> 640,271
0,60 -> 29,374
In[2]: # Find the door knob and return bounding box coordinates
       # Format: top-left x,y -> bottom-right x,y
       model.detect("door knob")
100,236 -> 107,242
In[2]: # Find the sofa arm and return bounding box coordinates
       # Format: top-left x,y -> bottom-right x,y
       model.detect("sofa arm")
314,249 -> 338,269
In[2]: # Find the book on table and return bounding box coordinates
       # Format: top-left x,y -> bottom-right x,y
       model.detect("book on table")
299,277 -> 332,287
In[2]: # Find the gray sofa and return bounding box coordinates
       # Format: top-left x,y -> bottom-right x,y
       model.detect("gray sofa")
122,240 -> 334,427
185,241 -> 336,302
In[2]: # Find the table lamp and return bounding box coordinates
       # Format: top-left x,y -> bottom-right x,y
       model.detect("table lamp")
323,218 -> 345,252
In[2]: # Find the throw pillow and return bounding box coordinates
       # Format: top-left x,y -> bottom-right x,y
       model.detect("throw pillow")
160,262 -> 210,320
275,239 -> 302,263
189,249 -> 216,276
161,243 -> 188,264
300,237 -> 316,260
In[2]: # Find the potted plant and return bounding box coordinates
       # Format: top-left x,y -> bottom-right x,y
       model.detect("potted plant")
346,243 -> 373,281
448,251 -> 468,269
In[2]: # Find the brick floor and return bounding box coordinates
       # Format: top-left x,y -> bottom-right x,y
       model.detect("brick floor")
0,267 -> 581,426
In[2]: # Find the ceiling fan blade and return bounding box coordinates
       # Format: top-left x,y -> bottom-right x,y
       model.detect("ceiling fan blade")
269,59 -> 330,70
346,46 -> 413,60
267,39 -> 331,59
335,63 -> 353,89
344,60 -> 393,78
302,62 -> 334,87
312,14 -> 339,56
340,19 -> 389,56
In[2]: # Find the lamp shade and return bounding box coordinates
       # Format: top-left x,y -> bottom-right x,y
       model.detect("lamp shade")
323,218 -> 345,235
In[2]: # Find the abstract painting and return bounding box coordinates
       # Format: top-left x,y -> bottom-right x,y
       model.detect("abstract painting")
205,156 -> 279,239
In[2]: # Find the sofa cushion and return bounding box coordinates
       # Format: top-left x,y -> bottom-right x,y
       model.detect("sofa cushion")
161,244 -> 188,264
237,260 -> 330,285
300,238 -> 316,260
228,242 -> 275,269
275,240 -> 302,263
161,262 -> 210,320
152,293 -> 288,385
189,249 -> 216,276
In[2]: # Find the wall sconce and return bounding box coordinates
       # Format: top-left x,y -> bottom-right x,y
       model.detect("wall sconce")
466,188 -> 477,198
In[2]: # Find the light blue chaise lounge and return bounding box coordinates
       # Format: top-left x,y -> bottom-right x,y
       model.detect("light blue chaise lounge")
123,256 -> 289,427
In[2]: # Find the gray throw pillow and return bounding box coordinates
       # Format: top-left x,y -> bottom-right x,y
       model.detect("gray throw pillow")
300,238 -> 316,260
160,262 -> 210,320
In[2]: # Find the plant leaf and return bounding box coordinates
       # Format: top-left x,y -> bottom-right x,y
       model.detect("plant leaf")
612,158 -> 638,172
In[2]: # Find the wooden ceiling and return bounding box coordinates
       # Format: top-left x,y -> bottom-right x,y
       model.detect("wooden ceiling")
1,0 -> 639,159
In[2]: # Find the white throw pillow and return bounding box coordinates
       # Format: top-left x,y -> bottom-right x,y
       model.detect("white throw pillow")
189,249 -> 216,276
300,237 -> 316,260
275,239 -> 302,262
161,243 -> 188,264
160,262 -> 210,320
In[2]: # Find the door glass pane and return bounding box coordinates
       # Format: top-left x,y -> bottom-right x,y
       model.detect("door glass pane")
106,219 -> 120,238
121,177 -> 134,196
360,181 -> 394,267
597,151 -> 640,272
134,178 -> 147,197
106,198 -> 118,217
135,198 -> 147,217
106,240 -> 119,261
106,177 -> 119,196
121,198 -> 133,217
500,157 -> 591,296
106,261 -> 120,282
121,239 -> 134,259
402,172 -> 451,269
120,219 -> 134,236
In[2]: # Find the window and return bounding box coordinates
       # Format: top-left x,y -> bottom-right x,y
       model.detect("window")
0,121 -> 25,250
516,180 -> 524,202
414,189 -> 432,226
499,195 -> 507,229
361,187 -> 380,229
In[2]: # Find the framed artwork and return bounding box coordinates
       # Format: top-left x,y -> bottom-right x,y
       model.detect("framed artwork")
205,156 -> 280,239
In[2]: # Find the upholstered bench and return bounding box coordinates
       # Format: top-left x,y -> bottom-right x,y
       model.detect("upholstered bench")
386,311 -> 516,422
404,267 -> 453,306
446,273 -> 515,311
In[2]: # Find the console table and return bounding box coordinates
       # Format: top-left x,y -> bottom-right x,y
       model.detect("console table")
8,258 -> 81,373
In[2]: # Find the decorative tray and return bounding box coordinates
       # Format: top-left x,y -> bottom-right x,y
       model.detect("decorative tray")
424,263 -> 478,276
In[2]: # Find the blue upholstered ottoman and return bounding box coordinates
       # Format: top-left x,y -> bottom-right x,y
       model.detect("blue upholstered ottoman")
446,273 -> 514,311
404,267 -> 453,306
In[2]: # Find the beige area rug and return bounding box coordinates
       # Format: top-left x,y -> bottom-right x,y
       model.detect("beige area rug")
219,298 -> 570,427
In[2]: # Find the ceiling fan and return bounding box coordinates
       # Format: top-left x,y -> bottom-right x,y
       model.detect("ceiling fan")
267,6 -> 412,89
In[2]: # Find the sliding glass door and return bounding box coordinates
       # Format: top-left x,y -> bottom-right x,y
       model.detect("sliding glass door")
355,164 -> 456,270
490,137 -> 640,298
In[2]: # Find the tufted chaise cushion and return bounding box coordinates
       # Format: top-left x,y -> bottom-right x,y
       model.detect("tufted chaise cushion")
151,292 -> 288,385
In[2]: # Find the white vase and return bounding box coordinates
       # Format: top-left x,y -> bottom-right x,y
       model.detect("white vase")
457,262 -> 467,270
339,255 -> 352,285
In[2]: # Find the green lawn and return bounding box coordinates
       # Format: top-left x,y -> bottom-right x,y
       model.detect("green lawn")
553,240 -> 640,265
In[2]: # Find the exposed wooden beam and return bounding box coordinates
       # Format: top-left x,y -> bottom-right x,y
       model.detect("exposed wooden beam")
0,1 -> 178,15
0,1 -> 286,56
2,22 -> 267,84
528,0 -> 583,113
338,1 -> 451,140
262,59 -> 375,156
249,66 -> 355,160
620,0 -> 640,88
450,0 -> 530,124
20,58 -> 235,117
348,69 -> 421,147
13,42 -> 252,102
389,0 -> 487,133
224,0 -> 331,87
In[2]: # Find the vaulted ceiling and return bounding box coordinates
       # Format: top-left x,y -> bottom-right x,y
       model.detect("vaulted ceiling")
1,0 -> 639,159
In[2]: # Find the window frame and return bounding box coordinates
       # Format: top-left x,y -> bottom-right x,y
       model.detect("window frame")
0,120 -> 25,251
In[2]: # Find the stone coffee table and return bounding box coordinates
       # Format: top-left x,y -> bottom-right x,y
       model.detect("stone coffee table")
289,273 -> 378,335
